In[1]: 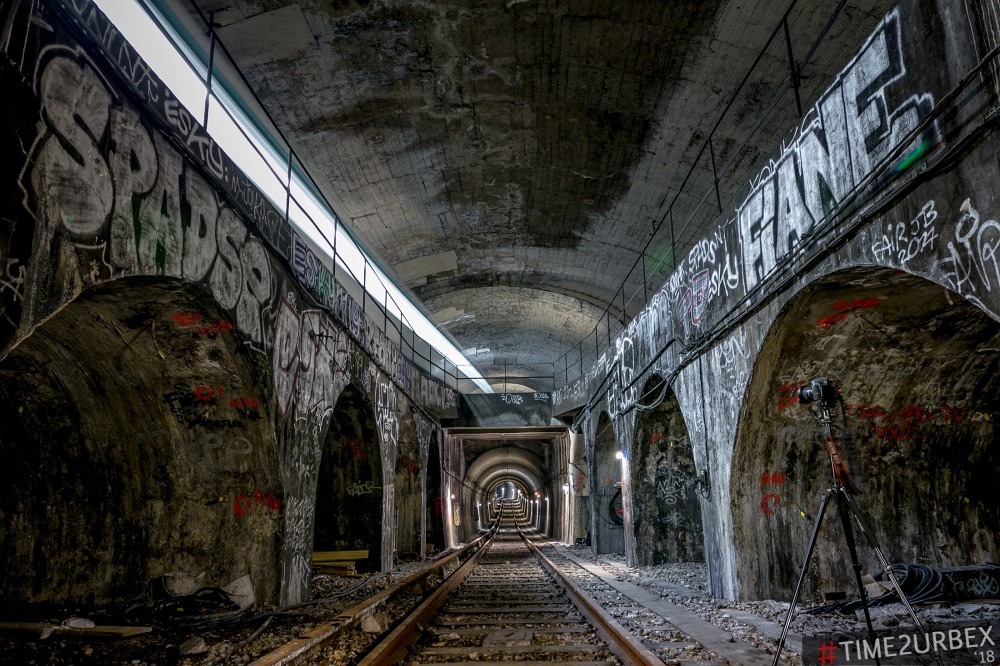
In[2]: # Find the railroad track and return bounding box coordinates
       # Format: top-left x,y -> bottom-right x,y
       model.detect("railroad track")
353,501 -> 662,665
251,499 -> 770,665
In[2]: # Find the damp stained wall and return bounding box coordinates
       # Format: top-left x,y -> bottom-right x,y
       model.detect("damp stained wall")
0,0 -> 457,608
554,0 -> 1000,600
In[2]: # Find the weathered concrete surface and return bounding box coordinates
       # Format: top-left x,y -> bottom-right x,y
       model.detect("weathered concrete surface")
632,380 -> 704,566
732,268 -> 1000,600
212,0 -> 897,385
554,0 -> 1000,601
0,0 -> 458,608
0,279 -> 282,608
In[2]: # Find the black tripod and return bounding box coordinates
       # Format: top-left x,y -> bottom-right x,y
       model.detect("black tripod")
771,379 -> 925,666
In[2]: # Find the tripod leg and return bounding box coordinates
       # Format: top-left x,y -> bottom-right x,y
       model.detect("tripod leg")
834,489 -> 881,666
841,491 -> 925,632
771,490 -> 833,666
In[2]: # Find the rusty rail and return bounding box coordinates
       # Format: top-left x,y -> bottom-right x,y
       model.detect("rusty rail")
247,528 -> 494,666
354,529 -> 497,664
520,529 -> 666,666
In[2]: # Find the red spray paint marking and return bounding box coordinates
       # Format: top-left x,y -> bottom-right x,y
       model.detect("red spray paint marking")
341,438 -> 367,460
406,461 -> 419,474
761,493 -> 780,514
432,496 -> 444,516
761,472 -> 785,484
234,490 -> 281,517
816,297 -> 880,328
229,396 -> 261,411
194,385 -> 223,402
651,433 -> 664,445
172,313 -> 233,335
845,403 -> 965,441
777,384 -> 799,411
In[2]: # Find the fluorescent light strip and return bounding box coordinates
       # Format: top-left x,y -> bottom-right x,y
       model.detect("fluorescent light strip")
94,0 -> 491,393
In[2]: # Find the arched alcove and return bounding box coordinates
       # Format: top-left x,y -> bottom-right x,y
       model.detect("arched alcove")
394,416 -> 422,558
314,384 -> 383,572
425,436 -> 445,555
0,278 -> 281,610
632,375 -> 704,565
732,267 -> 1000,601
594,411 -> 624,554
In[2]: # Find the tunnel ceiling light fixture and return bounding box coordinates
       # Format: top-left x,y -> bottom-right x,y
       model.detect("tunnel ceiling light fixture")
614,451 -> 624,460
97,0 -> 492,393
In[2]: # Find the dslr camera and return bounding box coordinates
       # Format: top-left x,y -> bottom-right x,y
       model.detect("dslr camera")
797,377 -> 839,407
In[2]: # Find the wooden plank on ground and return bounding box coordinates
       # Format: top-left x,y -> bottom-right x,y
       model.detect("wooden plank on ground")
0,622 -> 152,638
312,550 -> 368,562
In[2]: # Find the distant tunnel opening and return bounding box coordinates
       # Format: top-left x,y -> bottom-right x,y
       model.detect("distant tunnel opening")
0,278 -> 281,610
314,384 -> 383,573
732,267 -> 1000,601
632,375 -> 704,565
594,411 -> 624,554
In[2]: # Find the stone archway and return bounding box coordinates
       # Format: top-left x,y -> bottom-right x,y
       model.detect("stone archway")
0,278 -> 282,609
594,411 -> 624,554
314,384 -> 383,573
732,267 -> 1000,601
632,374 -> 704,565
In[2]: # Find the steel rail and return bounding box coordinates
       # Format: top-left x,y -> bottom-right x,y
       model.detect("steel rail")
520,529 -> 666,666
354,527 -> 499,665
246,528 -> 494,666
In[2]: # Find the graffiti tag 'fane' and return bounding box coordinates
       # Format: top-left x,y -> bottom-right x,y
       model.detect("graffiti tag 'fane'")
665,8 -> 933,340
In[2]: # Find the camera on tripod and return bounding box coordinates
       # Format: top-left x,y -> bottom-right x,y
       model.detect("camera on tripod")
797,377 -> 839,408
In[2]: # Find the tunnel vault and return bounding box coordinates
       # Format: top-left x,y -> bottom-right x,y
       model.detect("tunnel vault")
0,278 -> 282,609
732,267 -> 1000,601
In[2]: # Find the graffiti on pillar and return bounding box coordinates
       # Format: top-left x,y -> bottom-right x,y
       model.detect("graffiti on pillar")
607,336 -> 637,419
0,255 -> 25,329
272,298 -> 348,420
939,200 -> 1000,299
713,330 -> 749,415
374,373 -> 400,452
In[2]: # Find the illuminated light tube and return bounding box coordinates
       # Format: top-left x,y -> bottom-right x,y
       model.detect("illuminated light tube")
94,0 -> 491,393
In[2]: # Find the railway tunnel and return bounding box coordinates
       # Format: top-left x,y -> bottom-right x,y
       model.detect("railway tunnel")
1,0 -> 999,663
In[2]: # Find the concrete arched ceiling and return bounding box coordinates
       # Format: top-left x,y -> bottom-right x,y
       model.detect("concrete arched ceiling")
465,445 -> 546,495
191,0 -> 896,382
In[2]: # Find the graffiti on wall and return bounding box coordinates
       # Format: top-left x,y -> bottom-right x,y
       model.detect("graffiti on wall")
272,298 -> 348,420
871,200 -> 939,266
555,7 -> 937,414
22,47 -> 274,347
56,0 -> 292,258
738,8 -> 933,297
940,200 -> 1000,300
668,226 -> 742,339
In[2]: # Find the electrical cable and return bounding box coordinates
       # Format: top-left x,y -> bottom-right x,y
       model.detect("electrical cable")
573,40 -> 1000,440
